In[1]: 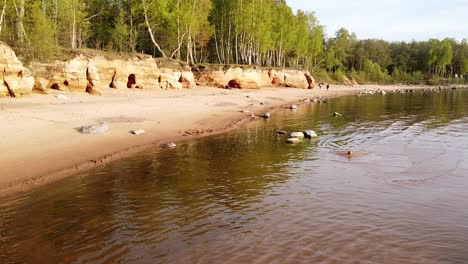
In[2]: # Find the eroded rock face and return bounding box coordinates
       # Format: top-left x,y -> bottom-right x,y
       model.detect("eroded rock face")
93,55 -> 160,90
1,42 -> 316,98
196,67 -> 271,89
32,56 -> 102,94
31,54 -> 195,94
304,71 -> 316,89
179,71 -> 196,88
283,70 -> 309,89
196,67 -> 315,89
0,42 -> 34,97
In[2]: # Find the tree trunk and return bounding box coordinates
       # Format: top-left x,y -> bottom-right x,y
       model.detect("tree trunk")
14,0 -> 26,43
0,0 -> 6,35
71,5 -> 77,49
142,1 -> 167,58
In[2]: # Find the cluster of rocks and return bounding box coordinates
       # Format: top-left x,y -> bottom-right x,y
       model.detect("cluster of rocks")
354,86 -> 464,97
355,89 -> 388,96
282,130 -> 319,144
78,122 -> 179,149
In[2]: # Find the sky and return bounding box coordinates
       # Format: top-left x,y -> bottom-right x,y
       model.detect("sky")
286,0 -> 468,42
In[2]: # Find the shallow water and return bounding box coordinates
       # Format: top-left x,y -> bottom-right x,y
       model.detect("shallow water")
1,90 -> 468,264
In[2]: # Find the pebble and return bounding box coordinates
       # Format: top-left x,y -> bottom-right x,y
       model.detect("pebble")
56,94 -> 68,100
131,129 -> 145,135
161,143 -> 176,149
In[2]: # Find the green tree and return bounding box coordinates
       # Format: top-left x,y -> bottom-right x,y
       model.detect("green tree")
111,10 -> 129,52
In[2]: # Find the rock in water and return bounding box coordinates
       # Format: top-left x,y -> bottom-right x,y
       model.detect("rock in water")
333,112 -> 342,117
290,104 -> 298,110
161,143 -> 176,149
131,129 -> 145,135
303,130 -> 318,139
263,113 -> 271,119
80,123 -> 109,134
277,130 -> 287,135
289,132 -> 305,138
286,138 -> 302,144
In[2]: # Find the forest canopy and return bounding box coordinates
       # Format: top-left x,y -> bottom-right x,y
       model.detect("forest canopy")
0,0 -> 467,84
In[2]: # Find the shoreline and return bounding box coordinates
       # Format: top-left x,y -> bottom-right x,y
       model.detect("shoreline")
0,85 -> 452,198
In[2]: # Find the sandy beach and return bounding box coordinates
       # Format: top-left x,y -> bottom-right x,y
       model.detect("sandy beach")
0,85 -> 435,197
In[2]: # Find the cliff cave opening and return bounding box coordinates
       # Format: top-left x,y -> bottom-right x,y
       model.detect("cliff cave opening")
127,74 -> 136,88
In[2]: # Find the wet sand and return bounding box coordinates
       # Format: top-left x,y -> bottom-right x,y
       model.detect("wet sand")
0,85 -> 436,197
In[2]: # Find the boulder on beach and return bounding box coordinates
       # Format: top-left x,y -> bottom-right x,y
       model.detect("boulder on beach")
131,129 -> 145,135
80,122 -> 109,134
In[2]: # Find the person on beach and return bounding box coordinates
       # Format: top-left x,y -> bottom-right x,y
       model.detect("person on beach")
319,83 -> 322,89
326,84 -> 330,91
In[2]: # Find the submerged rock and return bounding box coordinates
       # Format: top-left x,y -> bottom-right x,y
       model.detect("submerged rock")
277,130 -> 287,135
80,122 -> 108,134
286,138 -> 302,144
289,132 -> 305,138
336,150 -> 368,158
303,130 -> 318,139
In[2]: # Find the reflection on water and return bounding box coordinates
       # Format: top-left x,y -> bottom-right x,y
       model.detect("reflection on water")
1,90 -> 468,263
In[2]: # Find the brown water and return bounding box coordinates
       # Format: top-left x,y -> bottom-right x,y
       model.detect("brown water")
1,90 -> 468,264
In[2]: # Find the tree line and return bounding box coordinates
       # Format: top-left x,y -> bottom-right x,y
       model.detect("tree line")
0,0 -> 466,84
